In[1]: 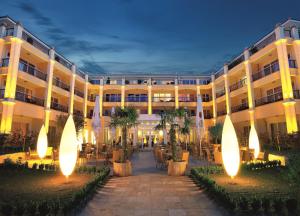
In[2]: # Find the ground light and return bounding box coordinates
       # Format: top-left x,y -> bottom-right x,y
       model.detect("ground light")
59,115 -> 78,178
221,115 -> 240,179
249,125 -> 260,159
37,124 -> 48,159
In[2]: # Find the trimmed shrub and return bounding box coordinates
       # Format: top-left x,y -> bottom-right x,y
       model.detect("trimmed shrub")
273,198 -> 285,214
262,198 -> 271,213
37,200 -> 49,215
14,201 -> 25,216
1,203 -> 13,216
286,198 -> 297,215
26,201 -> 37,215
251,197 -> 262,213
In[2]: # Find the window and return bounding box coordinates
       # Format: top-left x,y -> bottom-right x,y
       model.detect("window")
153,93 -> 173,102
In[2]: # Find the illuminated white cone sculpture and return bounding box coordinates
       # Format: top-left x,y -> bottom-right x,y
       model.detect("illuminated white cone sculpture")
221,115 -> 240,178
249,125 -> 260,159
59,115 -> 78,177
37,124 -> 48,159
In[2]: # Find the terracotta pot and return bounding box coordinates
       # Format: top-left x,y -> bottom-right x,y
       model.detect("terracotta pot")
113,160 -> 132,177
167,160 -> 187,176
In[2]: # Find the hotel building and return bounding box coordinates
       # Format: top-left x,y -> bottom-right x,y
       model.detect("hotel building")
0,16 -> 300,147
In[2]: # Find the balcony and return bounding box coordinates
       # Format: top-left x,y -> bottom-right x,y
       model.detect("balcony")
216,89 -> 225,98
74,109 -> 83,116
249,33 -> 276,56
178,96 -> 196,102
229,78 -> 247,92
255,92 -> 283,107
19,61 -> 47,81
15,91 -> 44,107
74,89 -> 84,98
215,69 -> 224,79
217,109 -> 226,117
293,90 -> 300,99
204,112 -> 213,119
178,80 -> 196,85
126,95 -> 148,102
5,28 -> 14,37
152,97 -> 175,102
0,89 -> 4,99
53,78 -> 70,91
202,96 -> 212,102
152,80 -> 175,85
1,58 -> 9,67
88,95 -> 96,102
252,61 -> 279,82
22,32 -> 49,55
51,101 -> 68,113
125,80 -> 148,85
289,59 -> 297,69
104,95 -> 121,102
231,102 -> 249,113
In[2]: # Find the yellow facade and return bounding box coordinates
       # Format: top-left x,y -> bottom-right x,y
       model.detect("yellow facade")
0,16 -> 300,147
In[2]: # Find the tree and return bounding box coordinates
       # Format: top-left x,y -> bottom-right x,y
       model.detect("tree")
208,123 -> 223,144
155,108 -> 190,161
179,110 -> 192,150
110,106 -> 139,163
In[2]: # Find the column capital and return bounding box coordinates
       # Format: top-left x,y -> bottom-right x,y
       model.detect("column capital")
14,22 -> 23,38
243,48 -> 250,60
0,23 -> 7,38
49,48 -> 55,60
223,64 -> 228,74
275,25 -> 285,40
71,64 -> 76,73
211,74 -> 215,82
291,26 -> 300,40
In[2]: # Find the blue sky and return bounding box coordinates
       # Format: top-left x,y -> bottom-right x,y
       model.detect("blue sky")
1,0 -> 300,75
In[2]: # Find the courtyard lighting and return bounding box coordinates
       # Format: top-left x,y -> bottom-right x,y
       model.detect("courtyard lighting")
59,115 -> 78,178
221,115 -> 240,178
37,124 -> 48,159
249,125 -> 260,159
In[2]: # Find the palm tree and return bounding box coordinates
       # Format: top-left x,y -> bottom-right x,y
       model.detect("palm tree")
179,110 -> 192,150
110,106 -> 139,163
155,108 -> 190,161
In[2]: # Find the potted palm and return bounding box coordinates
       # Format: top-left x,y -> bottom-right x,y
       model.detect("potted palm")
155,108 -> 191,176
110,106 -> 138,176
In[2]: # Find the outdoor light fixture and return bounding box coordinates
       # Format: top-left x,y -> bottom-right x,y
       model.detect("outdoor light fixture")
37,124 -> 48,159
59,115 -> 78,178
221,115 -> 240,178
249,125 -> 260,159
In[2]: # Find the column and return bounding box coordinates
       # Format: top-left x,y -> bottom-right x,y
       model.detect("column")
275,25 -> 298,133
211,75 -> 217,125
121,78 -> 125,108
148,78 -> 152,115
68,64 -> 76,115
83,74 -> 88,118
175,78 -> 179,109
0,24 -> 6,58
244,49 -> 256,127
292,26 -> 300,75
224,64 -> 231,115
99,78 -> 104,117
0,23 -> 23,133
44,48 -> 55,133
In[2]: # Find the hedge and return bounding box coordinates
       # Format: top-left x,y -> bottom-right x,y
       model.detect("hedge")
190,167 -> 298,215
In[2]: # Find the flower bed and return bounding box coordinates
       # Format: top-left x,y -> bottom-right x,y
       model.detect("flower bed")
190,166 -> 298,215
0,159 -> 110,216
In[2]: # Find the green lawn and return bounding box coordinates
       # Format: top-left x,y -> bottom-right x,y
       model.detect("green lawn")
0,169 -> 94,204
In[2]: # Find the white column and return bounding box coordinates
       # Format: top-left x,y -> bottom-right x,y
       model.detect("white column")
68,64 -> 76,115
224,64 -> 231,115
83,74 -> 88,118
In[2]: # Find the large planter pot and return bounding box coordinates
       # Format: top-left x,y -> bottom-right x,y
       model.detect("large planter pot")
113,160 -> 132,177
168,160 -> 187,176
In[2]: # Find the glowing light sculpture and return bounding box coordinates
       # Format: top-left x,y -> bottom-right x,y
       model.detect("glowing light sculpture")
59,115 -> 78,177
37,124 -> 48,159
221,115 -> 240,178
249,125 -> 260,159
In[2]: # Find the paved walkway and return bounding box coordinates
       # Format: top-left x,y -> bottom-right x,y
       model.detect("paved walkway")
80,151 -> 226,216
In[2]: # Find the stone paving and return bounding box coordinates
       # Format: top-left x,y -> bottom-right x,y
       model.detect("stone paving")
80,151 -> 226,216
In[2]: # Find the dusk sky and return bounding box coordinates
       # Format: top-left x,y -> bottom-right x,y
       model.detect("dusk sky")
1,0 -> 300,75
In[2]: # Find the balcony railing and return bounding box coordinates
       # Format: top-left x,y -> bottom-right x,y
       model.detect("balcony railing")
0,89 -> 4,99
255,92 -> 283,107
51,102 -> 68,113
229,78 -> 247,92
74,89 -> 84,98
231,102 -> 249,113
15,91 -> 44,107
88,95 -> 96,102
293,90 -> 300,99
1,58 -> 9,67
126,95 -> 148,102
215,69 -> 224,79
252,61 -> 279,81
152,97 -> 175,102
216,89 -> 225,98
22,32 -> 49,55
289,59 -> 297,69
249,33 -> 276,56
202,96 -> 212,102
217,110 -> 226,116
204,112 -> 213,119
178,96 -> 196,102
53,78 -> 70,91
19,61 -> 47,81
103,95 -> 121,102
5,28 -> 14,37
